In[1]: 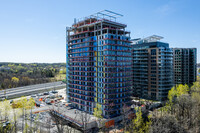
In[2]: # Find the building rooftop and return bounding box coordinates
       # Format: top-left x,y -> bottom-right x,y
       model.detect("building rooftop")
132,35 -> 164,44
74,10 -> 123,24
72,10 -> 126,28
172,48 -> 197,50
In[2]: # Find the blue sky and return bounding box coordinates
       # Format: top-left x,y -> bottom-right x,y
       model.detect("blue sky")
0,0 -> 199,63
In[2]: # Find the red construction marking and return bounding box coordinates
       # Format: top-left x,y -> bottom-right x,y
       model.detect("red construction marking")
105,120 -> 115,128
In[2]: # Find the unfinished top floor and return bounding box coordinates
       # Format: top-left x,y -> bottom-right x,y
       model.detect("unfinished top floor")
68,10 -> 127,31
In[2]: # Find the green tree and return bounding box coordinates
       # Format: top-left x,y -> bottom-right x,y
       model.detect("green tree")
3,78 -> 10,89
168,84 -> 189,103
94,99 -> 104,129
168,87 -> 177,103
94,103 -> 103,119
167,84 -> 189,115
1,83 -> 5,90
0,99 -> 12,120
21,77 -> 31,86
18,97 -> 28,132
11,77 -> 19,87
130,107 -> 151,133
176,84 -> 189,97
191,81 -> 200,92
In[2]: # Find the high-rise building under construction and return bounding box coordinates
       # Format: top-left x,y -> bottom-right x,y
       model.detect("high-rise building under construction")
66,10 -> 132,118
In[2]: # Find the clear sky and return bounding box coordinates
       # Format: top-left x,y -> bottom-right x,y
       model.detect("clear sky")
0,0 -> 199,63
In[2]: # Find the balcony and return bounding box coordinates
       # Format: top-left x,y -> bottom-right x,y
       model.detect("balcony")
103,43 -> 131,47
104,90 -> 131,95
70,100 -> 92,107
104,85 -> 132,89
70,30 -> 94,36
69,95 -> 94,102
69,91 -> 95,97
103,37 -> 131,43
69,87 -> 95,93
68,83 -> 96,88
104,95 -> 130,100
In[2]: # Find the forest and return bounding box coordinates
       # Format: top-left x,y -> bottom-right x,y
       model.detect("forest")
0,63 -> 66,89
123,76 -> 200,133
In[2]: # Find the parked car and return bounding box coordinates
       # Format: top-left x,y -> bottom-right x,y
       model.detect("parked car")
43,92 -> 49,95
51,90 -> 58,94
45,98 -> 51,104
37,93 -> 43,96
10,100 -> 13,104
31,95 -> 37,98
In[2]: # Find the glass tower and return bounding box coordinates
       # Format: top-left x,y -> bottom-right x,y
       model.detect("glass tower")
132,35 -> 173,101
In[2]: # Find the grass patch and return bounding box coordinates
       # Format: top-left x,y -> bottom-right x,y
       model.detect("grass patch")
51,74 -> 66,81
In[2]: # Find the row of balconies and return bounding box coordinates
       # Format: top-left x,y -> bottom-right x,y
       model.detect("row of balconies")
69,94 -> 94,102
103,43 -> 131,48
68,86 -> 95,93
69,91 -> 95,97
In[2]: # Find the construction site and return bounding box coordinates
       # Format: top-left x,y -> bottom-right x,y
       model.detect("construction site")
66,10 -> 132,119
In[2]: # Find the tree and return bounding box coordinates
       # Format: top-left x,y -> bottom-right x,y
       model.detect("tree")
59,68 -> 66,74
3,79 -> 10,89
121,104 -> 131,132
0,99 -> 12,132
18,97 -> 28,132
11,77 -> 19,84
129,107 -> 151,133
197,76 -> 200,82
27,97 -> 35,133
168,84 -> 189,103
21,77 -> 31,86
32,114 -> 40,133
1,83 -> 5,90
94,103 -> 103,119
11,106 -> 21,133
150,115 -> 186,133
0,63 -> 66,89
94,103 -> 103,130
11,77 -> 19,87
190,81 -> 200,93
0,99 -> 12,120
156,81 -> 200,132
176,84 -> 189,97
79,111 -> 91,133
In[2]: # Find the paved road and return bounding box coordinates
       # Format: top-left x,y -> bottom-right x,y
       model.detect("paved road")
0,81 -> 66,98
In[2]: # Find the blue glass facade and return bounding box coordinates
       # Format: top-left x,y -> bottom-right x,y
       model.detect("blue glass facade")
132,41 -> 173,101
66,18 -> 132,118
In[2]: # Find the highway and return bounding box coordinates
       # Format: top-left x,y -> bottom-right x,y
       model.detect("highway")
0,81 -> 66,99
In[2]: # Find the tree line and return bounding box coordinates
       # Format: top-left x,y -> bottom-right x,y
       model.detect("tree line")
123,79 -> 200,133
0,63 -> 66,89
